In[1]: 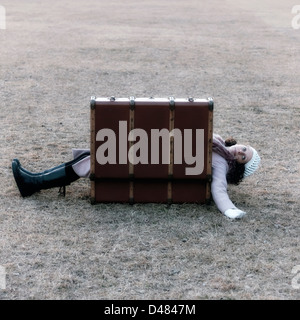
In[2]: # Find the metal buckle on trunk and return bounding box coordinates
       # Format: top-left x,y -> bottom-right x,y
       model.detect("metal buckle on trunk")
129,96 -> 135,110
169,97 -> 175,110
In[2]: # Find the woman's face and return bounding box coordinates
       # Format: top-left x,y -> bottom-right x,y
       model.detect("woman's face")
228,144 -> 253,164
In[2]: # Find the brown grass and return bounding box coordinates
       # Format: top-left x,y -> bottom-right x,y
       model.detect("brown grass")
0,0 -> 299,300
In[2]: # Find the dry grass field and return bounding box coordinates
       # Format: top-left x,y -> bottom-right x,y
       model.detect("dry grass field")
0,0 -> 299,300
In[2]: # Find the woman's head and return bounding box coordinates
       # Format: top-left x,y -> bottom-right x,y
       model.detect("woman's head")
213,135 -> 261,184
227,144 -> 253,164
227,144 -> 261,177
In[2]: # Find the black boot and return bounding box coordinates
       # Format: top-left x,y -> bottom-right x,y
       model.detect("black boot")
13,152 -> 90,176
12,153 -> 90,197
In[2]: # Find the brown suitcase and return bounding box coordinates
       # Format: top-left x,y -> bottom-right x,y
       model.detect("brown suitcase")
90,96 -> 213,204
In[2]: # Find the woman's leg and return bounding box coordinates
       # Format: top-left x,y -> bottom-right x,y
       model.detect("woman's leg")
12,152 -> 90,197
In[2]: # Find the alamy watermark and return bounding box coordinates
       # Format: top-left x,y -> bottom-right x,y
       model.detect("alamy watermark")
292,5 -> 300,29
0,5 -> 6,30
1,6 -> 300,31
96,121 -> 205,176
0,265 -> 6,290
291,265 -> 300,289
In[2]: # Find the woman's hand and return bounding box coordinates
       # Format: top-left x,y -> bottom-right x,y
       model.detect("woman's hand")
224,208 -> 246,219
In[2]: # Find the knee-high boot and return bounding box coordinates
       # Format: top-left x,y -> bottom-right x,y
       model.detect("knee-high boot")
12,152 -> 90,197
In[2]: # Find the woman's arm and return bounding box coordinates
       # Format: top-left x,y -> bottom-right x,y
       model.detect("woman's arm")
211,154 -> 236,213
211,153 -> 245,218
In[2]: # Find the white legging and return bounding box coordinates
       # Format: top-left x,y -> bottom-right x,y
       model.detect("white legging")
71,149 -> 91,178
